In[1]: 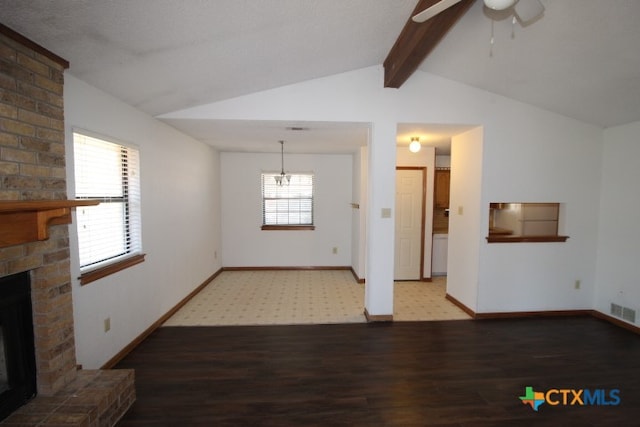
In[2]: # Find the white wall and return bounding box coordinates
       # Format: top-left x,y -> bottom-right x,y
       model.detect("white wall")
595,121 -> 640,324
365,122 -> 396,315
396,145 -> 436,278
435,155 -> 451,168
65,75 -> 221,368
351,146 -> 367,280
476,105 -> 602,313
220,152 -> 352,267
447,128 -> 483,310
162,65 -> 604,317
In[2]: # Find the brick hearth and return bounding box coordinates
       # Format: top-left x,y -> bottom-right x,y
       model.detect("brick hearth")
0,25 -> 134,425
2,370 -> 134,426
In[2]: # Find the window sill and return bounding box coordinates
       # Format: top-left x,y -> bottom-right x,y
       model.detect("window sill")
486,235 -> 569,243
261,225 -> 315,231
79,253 -> 146,285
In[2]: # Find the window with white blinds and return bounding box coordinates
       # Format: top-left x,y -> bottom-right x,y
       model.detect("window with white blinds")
73,131 -> 142,271
262,173 -> 314,227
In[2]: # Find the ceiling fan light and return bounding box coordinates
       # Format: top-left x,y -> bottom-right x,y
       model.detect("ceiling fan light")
514,0 -> 544,24
483,0 -> 516,11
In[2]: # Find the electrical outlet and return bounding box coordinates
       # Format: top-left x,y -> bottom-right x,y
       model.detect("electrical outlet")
574,280 -> 581,290
104,317 -> 111,332
332,247 -> 338,254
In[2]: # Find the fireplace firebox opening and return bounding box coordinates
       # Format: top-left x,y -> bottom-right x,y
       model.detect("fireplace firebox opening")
0,271 -> 37,422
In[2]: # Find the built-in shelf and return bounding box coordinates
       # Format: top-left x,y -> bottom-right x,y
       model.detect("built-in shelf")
486,235 -> 569,243
0,200 -> 99,248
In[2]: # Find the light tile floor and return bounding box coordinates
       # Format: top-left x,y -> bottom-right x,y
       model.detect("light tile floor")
393,276 -> 471,321
163,270 -> 470,326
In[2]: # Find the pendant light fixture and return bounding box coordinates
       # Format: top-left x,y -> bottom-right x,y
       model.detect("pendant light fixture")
274,140 -> 291,186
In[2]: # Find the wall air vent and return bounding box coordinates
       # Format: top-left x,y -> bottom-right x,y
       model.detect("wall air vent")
610,303 -> 636,324
610,303 -> 623,318
622,307 -> 636,323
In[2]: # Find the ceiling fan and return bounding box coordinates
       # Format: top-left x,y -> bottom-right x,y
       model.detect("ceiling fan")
412,0 -> 544,25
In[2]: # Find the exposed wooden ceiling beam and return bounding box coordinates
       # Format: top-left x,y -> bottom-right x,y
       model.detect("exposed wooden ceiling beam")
383,0 -> 476,88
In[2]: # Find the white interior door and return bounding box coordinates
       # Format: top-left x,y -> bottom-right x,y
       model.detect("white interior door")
394,168 -> 424,280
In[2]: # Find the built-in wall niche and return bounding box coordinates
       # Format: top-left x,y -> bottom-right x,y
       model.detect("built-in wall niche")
487,202 -> 569,243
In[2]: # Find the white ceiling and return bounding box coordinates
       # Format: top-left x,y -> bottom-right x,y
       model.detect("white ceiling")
162,119 -> 372,154
2,0 -> 639,154
422,0 -> 640,128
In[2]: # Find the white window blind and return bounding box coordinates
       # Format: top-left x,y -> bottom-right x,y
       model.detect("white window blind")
73,132 -> 142,270
262,173 -> 314,226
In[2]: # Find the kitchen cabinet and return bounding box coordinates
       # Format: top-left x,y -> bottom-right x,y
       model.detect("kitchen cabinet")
434,169 -> 450,209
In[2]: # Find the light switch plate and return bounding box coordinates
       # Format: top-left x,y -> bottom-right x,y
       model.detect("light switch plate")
381,208 -> 392,218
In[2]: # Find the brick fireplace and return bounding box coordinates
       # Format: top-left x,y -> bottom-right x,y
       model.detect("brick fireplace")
1,25 -> 134,425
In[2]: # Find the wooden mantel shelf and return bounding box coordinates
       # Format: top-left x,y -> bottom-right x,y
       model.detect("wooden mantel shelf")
0,200 -> 99,248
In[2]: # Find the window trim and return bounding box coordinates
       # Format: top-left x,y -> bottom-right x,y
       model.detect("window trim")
261,172 -> 314,229
73,129 -> 144,283
261,225 -> 315,231
79,253 -> 146,286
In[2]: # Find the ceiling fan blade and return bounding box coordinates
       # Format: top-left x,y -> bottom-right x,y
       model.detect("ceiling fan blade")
411,0 -> 463,23
514,0 -> 544,24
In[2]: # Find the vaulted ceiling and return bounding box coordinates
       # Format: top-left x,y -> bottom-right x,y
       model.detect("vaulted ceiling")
2,0 -> 640,153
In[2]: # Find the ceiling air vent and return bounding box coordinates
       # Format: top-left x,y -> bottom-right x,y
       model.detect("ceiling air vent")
286,126 -> 310,131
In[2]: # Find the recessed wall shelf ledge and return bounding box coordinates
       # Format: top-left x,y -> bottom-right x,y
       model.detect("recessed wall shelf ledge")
486,235 -> 569,243
0,199 -> 99,248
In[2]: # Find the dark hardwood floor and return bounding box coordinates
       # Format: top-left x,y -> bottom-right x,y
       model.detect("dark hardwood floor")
115,316 -> 640,426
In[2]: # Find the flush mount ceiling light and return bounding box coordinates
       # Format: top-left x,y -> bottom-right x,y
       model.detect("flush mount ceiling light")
274,140 -> 291,186
409,137 -> 421,153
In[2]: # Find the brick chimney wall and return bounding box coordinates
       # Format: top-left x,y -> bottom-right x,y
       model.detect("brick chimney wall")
0,28 -> 77,396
